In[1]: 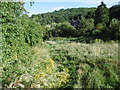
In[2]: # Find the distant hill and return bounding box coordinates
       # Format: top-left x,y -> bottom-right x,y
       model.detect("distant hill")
30,7 -> 96,25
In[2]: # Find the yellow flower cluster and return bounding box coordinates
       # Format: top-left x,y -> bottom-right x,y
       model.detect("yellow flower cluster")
58,72 -> 70,86
34,59 -> 55,80
63,68 -> 69,73
50,59 -> 54,67
33,58 -> 70,88
35,73 -> 45,80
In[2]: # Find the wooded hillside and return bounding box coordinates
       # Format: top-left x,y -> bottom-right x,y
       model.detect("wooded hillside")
31,8 -> 96,25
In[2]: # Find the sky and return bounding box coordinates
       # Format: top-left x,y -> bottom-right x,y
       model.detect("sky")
24,0 -> 119,16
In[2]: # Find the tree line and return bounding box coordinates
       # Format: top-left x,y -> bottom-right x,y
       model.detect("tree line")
31,1 -> 120,42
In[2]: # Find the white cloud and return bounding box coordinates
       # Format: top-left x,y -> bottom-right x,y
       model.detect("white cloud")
23,0 -> 119,3
81,1 -> 119,5
52,7 -> 65,11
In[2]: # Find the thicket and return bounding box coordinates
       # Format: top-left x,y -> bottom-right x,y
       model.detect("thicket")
1,1 -> 70,88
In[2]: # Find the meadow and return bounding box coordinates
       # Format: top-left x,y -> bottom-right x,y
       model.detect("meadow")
45,37 -> 119,88
1,1 -> 119,88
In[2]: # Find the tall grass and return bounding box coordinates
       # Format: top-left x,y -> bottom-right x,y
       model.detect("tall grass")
45,37 -> 119,88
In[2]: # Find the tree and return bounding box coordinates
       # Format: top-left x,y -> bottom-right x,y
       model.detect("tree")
55,16 -> 65,23
94,1 -> 109,26
76,17 -> 94,36
109,5 -> 120,20
31,8 -> 96,25
109,18 -> 120,40
85,11 -> 95,19
73,14 -> 82,20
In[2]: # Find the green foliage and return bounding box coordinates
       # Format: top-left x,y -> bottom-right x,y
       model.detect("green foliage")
1,1 -> 44,73
76,18 -> 94,36
30,1 -> 120,41
85,11 -> 95,19
0,1 -> 25,23
2,46 -> 70,88
1,1 -> 71,88
94,2 -> 109,25
109,18 -> 120,40
92,23 -> 110,40
95,23 -> 106,30
55,23 -> 77,37
1,1 -> 120,88
20,15 -> 44,46
31,8 -> 96,25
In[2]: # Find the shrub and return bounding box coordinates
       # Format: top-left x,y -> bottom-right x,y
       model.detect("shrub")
55,22 -> 77,37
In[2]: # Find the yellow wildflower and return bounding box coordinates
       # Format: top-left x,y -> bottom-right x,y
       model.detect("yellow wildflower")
35,73 -> 45,80
50,59 -> 54,65
63,68 -> 69,72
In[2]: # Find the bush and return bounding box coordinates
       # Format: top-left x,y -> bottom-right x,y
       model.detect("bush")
55,22 -> 77,37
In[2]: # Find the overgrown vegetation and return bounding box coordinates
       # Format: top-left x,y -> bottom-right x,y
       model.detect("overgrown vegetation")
1,0 -> 120,89
1,1 -> 69,88
45,37 -> 119,88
